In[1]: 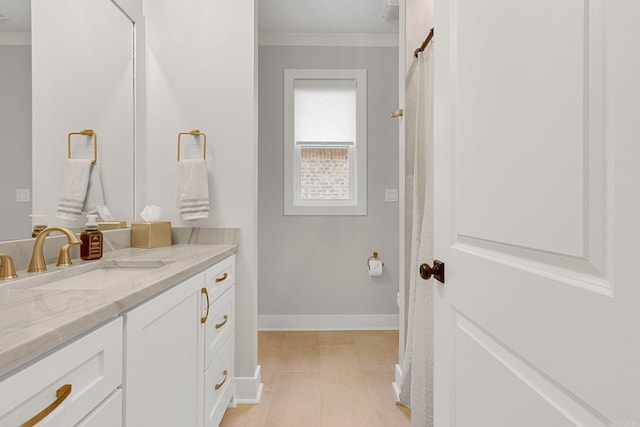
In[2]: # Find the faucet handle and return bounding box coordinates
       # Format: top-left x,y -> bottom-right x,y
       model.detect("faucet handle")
57,242 -> 81,267
0,253 -> 18,280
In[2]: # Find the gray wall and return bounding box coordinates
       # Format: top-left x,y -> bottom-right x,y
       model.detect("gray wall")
0,45 -> 32,240
258,45 -> 399,322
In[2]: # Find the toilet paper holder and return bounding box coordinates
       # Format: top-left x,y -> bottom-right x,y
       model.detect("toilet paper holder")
367,252 -> 384,269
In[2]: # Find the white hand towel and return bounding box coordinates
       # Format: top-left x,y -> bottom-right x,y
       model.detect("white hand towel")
175,159 -> 210,220
56,159 -> 92,221
83,163 -> 105,215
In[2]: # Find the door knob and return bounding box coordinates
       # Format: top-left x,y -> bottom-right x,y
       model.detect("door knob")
419,260 -> 445,283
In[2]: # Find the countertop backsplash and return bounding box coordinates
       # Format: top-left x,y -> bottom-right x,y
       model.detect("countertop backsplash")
171,227 -> 239,245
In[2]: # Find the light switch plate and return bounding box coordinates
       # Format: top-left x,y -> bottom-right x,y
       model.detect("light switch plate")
385,189 -> 398,202
16,188 -> 30,202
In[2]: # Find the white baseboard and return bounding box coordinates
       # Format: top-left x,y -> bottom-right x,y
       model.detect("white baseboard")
233,365 -> 263,405
258,314 -> 399,331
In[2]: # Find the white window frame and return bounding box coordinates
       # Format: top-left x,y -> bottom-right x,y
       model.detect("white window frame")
284,69 -> 367,215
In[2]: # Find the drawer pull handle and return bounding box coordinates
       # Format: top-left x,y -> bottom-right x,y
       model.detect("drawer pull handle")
215,315 -> 229,329
215,370 -> 228,390
20,384 -> 72,427
201,288 -> 210,324
215,272 -> 228,283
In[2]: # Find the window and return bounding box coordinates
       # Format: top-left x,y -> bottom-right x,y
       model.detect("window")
284,69 -> 367,215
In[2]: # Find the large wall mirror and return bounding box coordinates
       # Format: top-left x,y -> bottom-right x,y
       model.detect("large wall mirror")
0,0 -> 32,240
0,0 -> 138,241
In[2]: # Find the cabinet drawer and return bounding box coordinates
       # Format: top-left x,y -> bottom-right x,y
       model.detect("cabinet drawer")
204,255 -> 235,303
204,334 -> 234,427
0,319 -> 122,427
76,389 -> 122,427
205,286 -> 234,368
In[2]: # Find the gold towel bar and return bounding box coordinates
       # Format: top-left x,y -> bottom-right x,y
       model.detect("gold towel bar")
178,129 -> 207,161
67,129 -> 97,164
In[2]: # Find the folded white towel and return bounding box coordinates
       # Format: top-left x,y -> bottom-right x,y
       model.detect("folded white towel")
56,159 -> 92,221
175,159 -> 210,220
83,163 -> 105,215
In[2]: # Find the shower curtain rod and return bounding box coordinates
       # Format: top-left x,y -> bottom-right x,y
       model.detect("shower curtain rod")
414,28 -> 434,58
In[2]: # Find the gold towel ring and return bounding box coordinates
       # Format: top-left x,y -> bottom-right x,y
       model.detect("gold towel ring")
68,129 -> 97,164
177,129 -> 207,161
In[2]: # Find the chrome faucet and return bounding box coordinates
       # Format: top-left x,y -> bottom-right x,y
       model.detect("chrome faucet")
0,254 -> 17,280
27,227 -> 82,273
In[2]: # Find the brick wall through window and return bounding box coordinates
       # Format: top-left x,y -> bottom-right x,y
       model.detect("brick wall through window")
299,148 -> 350,200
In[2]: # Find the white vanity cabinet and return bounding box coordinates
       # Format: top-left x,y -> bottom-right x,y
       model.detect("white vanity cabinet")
124,254 -> 236,427
0,318 -> 123,427
0,251 -> 236,427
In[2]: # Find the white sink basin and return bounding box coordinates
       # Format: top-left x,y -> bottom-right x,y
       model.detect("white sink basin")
7,259 -> 174,291
34,266 -> 156,290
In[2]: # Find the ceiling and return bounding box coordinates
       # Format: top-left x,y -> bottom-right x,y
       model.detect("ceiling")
258,0 -> 398,36
0,0 -> 30,32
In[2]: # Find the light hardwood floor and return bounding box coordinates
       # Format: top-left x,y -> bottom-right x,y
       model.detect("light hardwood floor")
220,330 -> 411,427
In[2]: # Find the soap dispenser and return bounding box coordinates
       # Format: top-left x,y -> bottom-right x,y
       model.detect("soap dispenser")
81,214 -> 103,260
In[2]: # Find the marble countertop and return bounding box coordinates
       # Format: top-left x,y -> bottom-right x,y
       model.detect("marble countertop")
0,242 -> 238,379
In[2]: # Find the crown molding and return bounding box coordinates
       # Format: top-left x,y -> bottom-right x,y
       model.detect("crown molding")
259,32 -> 398,48
380,0 -> 400,21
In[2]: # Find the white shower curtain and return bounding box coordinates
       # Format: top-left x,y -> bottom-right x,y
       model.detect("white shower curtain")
398,47 -> 435,427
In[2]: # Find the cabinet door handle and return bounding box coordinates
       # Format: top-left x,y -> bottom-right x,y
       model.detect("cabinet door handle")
215,370 -> 228,390
215,272 -> 228,283
20,384 -> 72,427
201,288 -> 210,324
215,315 -> 229,330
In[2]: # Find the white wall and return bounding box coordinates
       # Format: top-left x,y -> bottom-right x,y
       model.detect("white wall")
31,0 -> 135,228
0,45 -> 31,240
258,45 -> 399,330
142,0 -> 259,399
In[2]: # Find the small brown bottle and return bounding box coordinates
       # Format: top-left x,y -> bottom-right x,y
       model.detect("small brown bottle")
81,215 -> 103,260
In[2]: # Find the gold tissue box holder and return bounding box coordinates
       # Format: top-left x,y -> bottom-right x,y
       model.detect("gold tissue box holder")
131,222 -> 172,248
98,221 -> 127,231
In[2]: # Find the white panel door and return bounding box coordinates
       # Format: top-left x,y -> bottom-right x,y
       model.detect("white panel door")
433,1 -> 640,426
